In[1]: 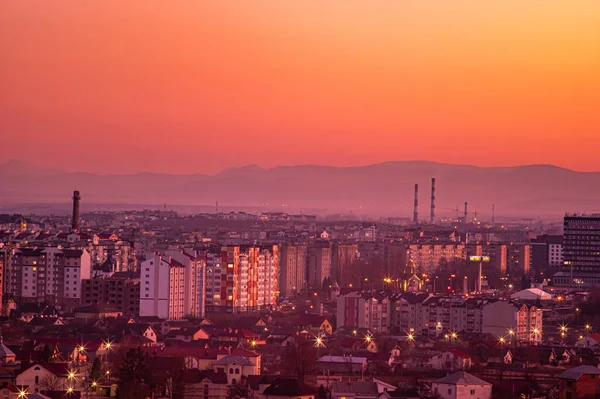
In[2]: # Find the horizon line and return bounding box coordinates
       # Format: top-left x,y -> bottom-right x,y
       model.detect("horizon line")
0,158 -> 596,176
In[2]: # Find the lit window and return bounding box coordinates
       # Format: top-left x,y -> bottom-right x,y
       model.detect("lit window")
228,264 -> 233,268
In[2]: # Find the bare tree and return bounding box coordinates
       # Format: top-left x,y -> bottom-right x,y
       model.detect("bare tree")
39,374 -> 61,391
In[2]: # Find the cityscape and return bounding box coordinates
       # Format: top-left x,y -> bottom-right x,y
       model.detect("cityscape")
3,2 -> 600,399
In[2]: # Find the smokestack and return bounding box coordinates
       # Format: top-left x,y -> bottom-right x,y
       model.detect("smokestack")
464,202 -> 468,222
430,178 -> 436,224
413,184 -> 419,224
72,190 -> 81,232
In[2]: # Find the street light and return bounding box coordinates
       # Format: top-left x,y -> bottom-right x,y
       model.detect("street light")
508,329 -> 514,336
585,323 -> 592,332
352,330 -> 357,336
18,389 -> 28,399
67,387 -> 74,394
250,340 -> 257,348
499,337 -> 506,345
365,335 -> 372,343
68,371 -> 76,379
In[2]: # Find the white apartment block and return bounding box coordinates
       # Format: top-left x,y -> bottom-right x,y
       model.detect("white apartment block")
140,249 -> 206,320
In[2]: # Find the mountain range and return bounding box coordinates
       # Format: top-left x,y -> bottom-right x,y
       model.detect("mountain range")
1,159 -> 598,217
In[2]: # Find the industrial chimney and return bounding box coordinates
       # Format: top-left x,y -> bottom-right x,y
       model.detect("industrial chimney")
430,178 -> 436,224
72,190 -> 81,232
464,202 -> 468,222
413,184 -> 419,224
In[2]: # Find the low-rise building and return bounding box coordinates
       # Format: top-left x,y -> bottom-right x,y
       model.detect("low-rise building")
431,371 -> 491,399
558,365 -> 600,399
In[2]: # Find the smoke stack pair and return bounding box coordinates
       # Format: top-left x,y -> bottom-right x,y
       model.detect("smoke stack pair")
72,190 -> 81,232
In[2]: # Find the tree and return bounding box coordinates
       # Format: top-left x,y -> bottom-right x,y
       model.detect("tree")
281,340 -> 317,380
89,357 -> 102,383
40,344 -> 53,363
117,347 -> 152,399
39,374 -> 61,391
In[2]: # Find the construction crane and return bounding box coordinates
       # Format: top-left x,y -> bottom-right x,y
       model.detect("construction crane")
446,207 -> 460,220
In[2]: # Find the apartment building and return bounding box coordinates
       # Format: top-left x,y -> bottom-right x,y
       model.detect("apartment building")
331,244 -> 359,287
337,292 -> 391,333
206,246 -> 278,313
2,246 -> 91,308
82,272 -> 141,316
408,244 -> 467,274
279,245 -> 307,297
307,242 -> 332,290
139,248 -> 206,320
482,301 -> 543,345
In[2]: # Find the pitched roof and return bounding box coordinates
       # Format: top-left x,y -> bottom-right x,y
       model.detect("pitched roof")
263,379 -> 317,396
317,355 -> 366,364
213,355 -> 254,366
331,381 -> 377,395
559,365 -> 600,380
434,371 -> 491,386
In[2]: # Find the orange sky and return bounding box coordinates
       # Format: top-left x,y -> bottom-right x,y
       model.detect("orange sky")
1,1 -> 600,174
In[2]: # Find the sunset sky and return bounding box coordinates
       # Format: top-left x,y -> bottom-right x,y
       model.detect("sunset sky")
2,1 -> 599,174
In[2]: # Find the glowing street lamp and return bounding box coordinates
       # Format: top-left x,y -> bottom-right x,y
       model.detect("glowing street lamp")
68,371 -> 76,380
365,335 -> 372,343
78,345 -> 85,352
407,333 -> 415,343
585,324 -> 592,332
91,381 -> 97,388
67,387 -> 74,394
508,329 -> 514,336
352,330 -> 357,336
499,337 -> 506,345
18,389 -> 28,399
250,340 -> 257,348
103,340 -> 112,350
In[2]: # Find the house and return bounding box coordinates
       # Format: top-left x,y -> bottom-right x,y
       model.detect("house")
182,370 -> 229,399
431,371 -> 491,399
0,338 -> 17,367
486,349 -> 513,365
316,356 -> 367,375
16,363 -> 83,393
331,381 -> 378,399
262,378 -> 317,399
165,327 -> 210,342
212,354 -> 259,385
377,390 -> 423,399
428,350 -> 472,371
112,323 -> 158,344
558,365 -> 600,399
18,304 -> 59,322
73,304 -> 122,320
339,337 -> 378,354
576,334 -> 600,349
294,315 -> 334,335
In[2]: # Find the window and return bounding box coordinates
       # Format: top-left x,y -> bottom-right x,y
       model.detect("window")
448,389 -> 452,395
235,368 -> 240,374
35,376 -> 39,384
470,389 -> 475,395
229,368 -> 233,374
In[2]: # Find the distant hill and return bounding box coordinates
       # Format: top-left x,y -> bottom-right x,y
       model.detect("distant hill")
1,159 -> 599,217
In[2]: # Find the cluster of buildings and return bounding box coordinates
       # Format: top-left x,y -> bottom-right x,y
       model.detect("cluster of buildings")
336,291 -> 544,345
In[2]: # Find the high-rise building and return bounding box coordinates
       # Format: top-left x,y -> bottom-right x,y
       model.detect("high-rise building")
279,245 -> 307,297
82,272 -> 141,315
307,242 -> 332,290
337,292 -> 391,333
139,248 -> 205,320
331,244 -> 358,286
407,244 -> 466,274
554,215 -> 600,287
2,246 -> 91,308
205,246 -> 278,313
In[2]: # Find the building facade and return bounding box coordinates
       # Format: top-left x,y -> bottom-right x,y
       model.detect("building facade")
2,246 -> 91,308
